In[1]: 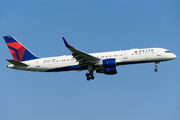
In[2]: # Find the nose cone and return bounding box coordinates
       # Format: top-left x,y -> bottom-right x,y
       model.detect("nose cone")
171,53 -> 176,59
172,54 -> 176,59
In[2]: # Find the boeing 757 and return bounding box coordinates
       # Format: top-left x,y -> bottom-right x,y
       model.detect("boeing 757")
4,36 -> 176,81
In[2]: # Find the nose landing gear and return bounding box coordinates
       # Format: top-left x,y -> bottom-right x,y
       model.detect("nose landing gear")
154,62 -> 159,72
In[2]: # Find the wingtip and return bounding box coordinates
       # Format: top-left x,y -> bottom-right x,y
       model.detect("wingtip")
62,37 -> 71,47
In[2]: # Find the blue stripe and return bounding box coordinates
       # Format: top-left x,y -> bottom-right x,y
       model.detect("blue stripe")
22,49 -> 38,61
46,65 -> 81,72
3,36 -> 17,43
46,60 -> 162,73
116,60 -> 161,65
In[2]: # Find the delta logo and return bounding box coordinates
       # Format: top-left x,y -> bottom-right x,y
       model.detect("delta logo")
6,42 -> 26,62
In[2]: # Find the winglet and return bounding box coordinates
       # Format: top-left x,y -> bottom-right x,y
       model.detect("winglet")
62,37 -> 71,47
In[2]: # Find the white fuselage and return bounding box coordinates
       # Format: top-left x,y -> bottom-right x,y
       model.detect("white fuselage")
7,48 -> 176,72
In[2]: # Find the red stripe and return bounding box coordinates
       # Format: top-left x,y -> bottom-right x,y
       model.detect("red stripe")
18,46 -> 26,62
7,42 -> 22,49
9,49 -> 18,61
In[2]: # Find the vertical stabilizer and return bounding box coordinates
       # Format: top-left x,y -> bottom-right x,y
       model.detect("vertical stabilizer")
3,36 -> 38,62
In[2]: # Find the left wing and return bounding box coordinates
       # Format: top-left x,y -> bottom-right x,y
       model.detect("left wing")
62,37 -> 100,67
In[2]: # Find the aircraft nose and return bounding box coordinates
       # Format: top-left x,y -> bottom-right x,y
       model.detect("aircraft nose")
172,53 -> 176,59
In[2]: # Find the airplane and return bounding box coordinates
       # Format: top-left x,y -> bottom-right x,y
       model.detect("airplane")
4,35 -> 176,81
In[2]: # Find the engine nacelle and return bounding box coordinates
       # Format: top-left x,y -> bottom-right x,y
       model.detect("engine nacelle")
98,58 -> 116,68
96,67 -> 117,75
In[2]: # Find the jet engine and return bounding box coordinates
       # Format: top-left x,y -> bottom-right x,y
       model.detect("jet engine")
97,58 -> 116,68
96,67 -> 117,75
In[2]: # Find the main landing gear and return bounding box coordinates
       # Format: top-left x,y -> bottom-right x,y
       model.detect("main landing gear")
154,62 -> 159,72
86,72 -> 94,81
86,64 -> 95,81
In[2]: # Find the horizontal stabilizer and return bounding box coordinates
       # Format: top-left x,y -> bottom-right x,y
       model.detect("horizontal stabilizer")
6,59 -> 29,66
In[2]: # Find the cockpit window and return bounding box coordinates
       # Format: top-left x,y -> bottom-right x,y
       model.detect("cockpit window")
165,51 -> 171,53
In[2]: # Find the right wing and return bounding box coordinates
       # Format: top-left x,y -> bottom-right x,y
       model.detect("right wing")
62,37 -> 100,67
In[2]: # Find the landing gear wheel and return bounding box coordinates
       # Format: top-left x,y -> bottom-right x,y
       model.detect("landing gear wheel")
87,77 -> 90,81
86,72 -> 94,81
86,73 -> 89,77
154,62 -> 159,72
154,68 -> 158,72
91,76 -> 94,80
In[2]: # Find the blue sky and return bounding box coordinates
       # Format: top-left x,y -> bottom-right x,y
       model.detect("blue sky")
0,0 -> 180,120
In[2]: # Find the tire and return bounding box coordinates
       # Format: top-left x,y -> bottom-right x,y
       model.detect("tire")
87,77 -> 90,81
86,73 -> 89,77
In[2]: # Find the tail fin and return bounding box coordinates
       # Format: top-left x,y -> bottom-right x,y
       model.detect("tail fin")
3,36 -> 38,62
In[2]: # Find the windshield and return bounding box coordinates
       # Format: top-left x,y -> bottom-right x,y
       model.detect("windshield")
165,51 -> 171,53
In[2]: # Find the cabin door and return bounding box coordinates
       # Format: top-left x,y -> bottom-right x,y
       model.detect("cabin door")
157,50 -> 161,56
123,53 -> 128,59
36,61 -> 40,67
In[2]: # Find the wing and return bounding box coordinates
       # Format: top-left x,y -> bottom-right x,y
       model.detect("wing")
62,37 -> 100,67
